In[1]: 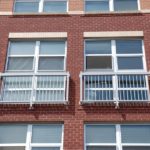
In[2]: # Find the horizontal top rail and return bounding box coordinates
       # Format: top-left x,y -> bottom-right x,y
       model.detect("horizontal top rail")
0,72 -> 70,77
80,71 -> 150,76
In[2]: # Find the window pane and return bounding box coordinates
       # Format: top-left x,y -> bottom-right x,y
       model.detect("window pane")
14,1 -> 39,13
86,56 -> 112,69
86,125 -> 116,143
121,125 -> 150,143
116,40 -> 142,54
0,147 -> 25,150
40,41 -> 65,55
32,125 -> 62,143
32,148 -> 60,150
2,90 -> 32,102
38,57 -> 64,70
117,57 -> 143,70
43,1 -> 66,13
0,125 -> 27,143
85,1 -> 109,12
123,147 -> 150,150
9,41 -> 35,55
87,147 -> 116,150
85,40 -> 111,54
7,57 -> 33,70
114,0 -> 138,11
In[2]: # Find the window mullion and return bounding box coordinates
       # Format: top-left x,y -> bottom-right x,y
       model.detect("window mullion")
39,0 -> 44,12
137,0 -> 141,10
116,124 -> 122,150
26,125 -> 32,150
35,41 -> 40,73
110,0 -> 114,11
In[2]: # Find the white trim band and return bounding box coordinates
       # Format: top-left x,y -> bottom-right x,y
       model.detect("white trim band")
9,32 -> 68,39
84,31 -> 144,38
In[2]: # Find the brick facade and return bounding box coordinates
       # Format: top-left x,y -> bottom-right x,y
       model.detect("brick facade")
0,0 -> 150,12
0,13 -> 150,149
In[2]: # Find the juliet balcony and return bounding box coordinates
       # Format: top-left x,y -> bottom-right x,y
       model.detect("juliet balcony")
0,72 -> 70,106
80,72 -> 150,107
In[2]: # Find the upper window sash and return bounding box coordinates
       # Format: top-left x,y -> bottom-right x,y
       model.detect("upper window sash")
6,40 -> 67,72
84,0 -> 140,12
14,0 -> 67,13
84,39 -> 146,72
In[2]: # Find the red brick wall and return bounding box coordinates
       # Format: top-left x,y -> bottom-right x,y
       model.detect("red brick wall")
0,0 -> 150,12
1,14 -> 150,150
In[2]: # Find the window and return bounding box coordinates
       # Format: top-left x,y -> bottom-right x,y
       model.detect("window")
0,124 -> 63,150
43,0 -> 67,13
114,0 -> 138,11
1,40 -> 68,103
6,40 -> 66,72
84,0 -> 139,12
85,124 -> 150,150
14,0 -> 67,13
85,39 -> 145,71
85,0 -> 110,12
82,39 -> 148,102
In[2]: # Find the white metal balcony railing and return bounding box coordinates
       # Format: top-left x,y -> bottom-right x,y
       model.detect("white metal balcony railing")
80,72 -> 150,107
0,72 -> 70,107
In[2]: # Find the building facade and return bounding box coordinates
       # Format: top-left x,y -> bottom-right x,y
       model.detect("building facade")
0,0 -> 150,150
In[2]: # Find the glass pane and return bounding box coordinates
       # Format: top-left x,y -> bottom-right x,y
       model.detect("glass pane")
0,147 -> 25,150
114,0 -> 138,11
7,57 -> 33,70
85,1 -> 109,12
40,41 -> 65,55
85,40 -> 111,54
85,75 -> 113,88
86,125 -> 116,143
0,125 -> 27,143
9,41 -> 35,55
117,57 -> 143,70
86,56 -> 112,69
1,90 -> 32,102
2,76 -> 33,88
37,76 -> 64,88
121,125 -> 150,143
87,146 -> 116,150
118,90 -> 148,101
85,90 -> 113,101
123,147 -> 150,150
36,90 -> 65,102
38,57 -> 64,70
43,1 -> 66,13
118,75 -> 147,88
14,1 -> 39,13
116,40 -> 142,54
32,148 -> 59,150
32,124 -> 62,143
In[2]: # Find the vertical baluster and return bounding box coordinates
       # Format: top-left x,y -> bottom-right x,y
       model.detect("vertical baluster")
88,76 -> 90,101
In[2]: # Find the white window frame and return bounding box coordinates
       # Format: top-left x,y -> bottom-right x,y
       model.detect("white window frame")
84,39 -> 147,73
0,124 -> 64,150
84,0 -> 140,12
6,40 -> 67,72
14,0 -> 68,13
84,124 -> 150,150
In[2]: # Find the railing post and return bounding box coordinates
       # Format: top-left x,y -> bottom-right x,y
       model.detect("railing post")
66,73 -> 70,104
79,72 -> 83,104
30,75 -> 36,108
113,74 -> 119,108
